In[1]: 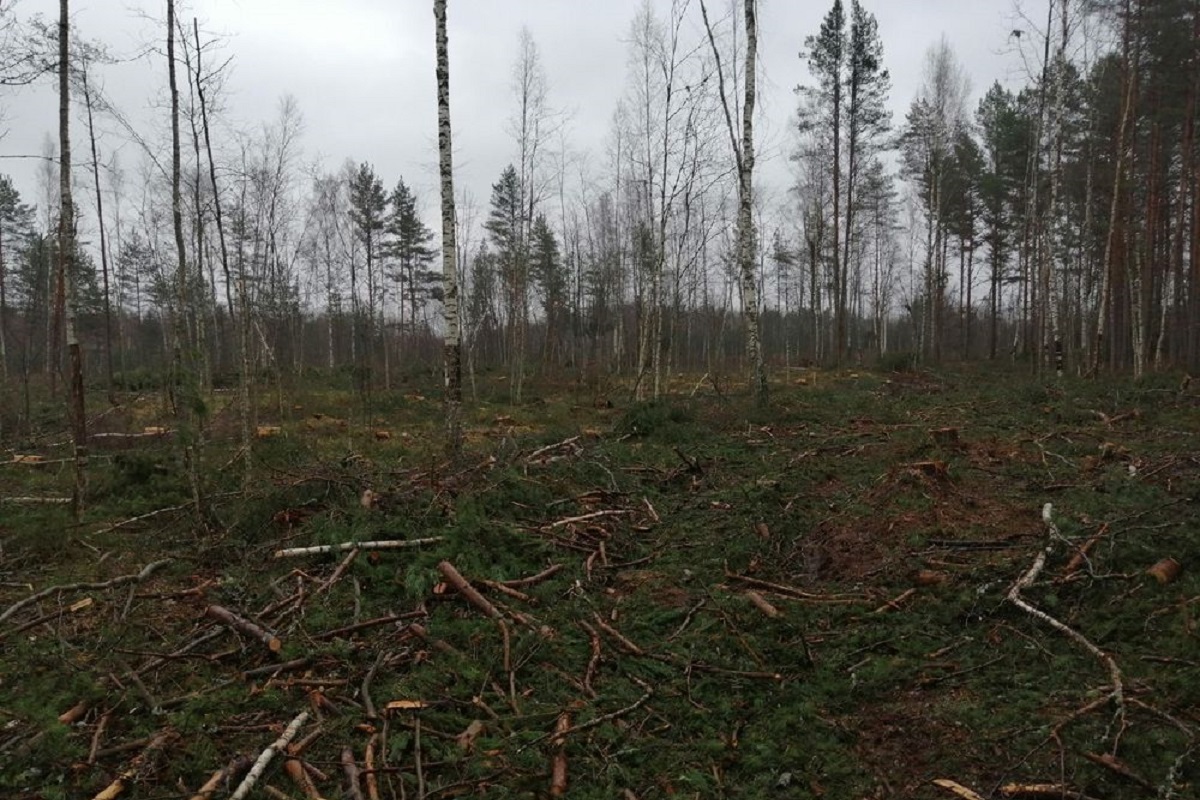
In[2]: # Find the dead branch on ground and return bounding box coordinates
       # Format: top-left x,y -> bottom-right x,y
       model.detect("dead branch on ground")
1,559 -> 172,624
229,711 -> 310,800
274,538 -> 443,558
1007,504 -> 1126,739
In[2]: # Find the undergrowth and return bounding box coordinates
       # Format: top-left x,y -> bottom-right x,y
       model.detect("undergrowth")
1,364 -> 1197,798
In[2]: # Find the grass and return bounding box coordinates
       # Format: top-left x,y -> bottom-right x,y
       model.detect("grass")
0,364 -> 1198,798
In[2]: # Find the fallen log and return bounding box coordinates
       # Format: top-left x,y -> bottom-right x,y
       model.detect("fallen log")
274,538 -> 443,558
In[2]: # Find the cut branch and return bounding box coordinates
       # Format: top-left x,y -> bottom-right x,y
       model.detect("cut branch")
274,538 -> 443,558
229,711 -> 310,800
1007,504 -> 1125,728
206,605 -> 282,653
1,559 -> 171,624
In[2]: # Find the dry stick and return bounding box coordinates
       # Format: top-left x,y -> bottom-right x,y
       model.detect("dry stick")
312,548 -> 360,598
87,712 -> 110,764
408,623 -> 462,658
873,588 -> 918,614
90,728 -> 177,800
206,605 -> 282,653
579,622 -> 601,698
522,678 -> 654,751
436,561 -> 502,619
1,559 -> 172,624
527,436 -> 581,462
136,627 -> 225,675
667,599 -> 706,641
592,614 -> 646,656
342,747 -> 366,800
499,563 -> 564,587
364,735 -> 381,800
274,538 -> 443,558
1007,504 -> 1125,735
0,496 -> 72,504
477,579 -> 534,603
414,716 -> 426,800
5,604 -> 83,638
229,711 -> 310,800
312,610 -> 426,641
548,509 -> 632,528
91,500 -> 191,534
997,784 -> 1103,800
723,570 -> 866,604
189,754 -> 253,800
550,712 -> 570,796
362,651 -> 386,720
243,658 -> 310,680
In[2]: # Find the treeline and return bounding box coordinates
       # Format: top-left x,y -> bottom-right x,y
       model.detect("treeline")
0,0 -> 1197,412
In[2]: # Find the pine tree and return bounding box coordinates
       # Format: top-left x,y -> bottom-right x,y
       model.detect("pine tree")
347,162 -> 387,391
976,83 -> 1027,359
844,0 -> 891,354
801,0 -> 846,360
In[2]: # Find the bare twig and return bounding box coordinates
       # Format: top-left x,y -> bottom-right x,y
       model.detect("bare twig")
1,559 -> 171,624
1007,504 -> 1125,737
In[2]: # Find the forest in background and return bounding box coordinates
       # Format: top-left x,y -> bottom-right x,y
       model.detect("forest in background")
2,3 -> 1200,797
0,0 -> 1198,425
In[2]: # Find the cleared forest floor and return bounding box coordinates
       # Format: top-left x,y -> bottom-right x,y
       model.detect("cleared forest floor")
1,365 -> 1198,799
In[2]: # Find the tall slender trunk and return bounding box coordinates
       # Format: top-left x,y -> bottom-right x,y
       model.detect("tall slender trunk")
0,222 -> 7,384
168,0 -> 203,524
739,0 -> 765,403
1093,0 -> 1137,374
435,0 -> 462,458
701,0 -> 765,404
193,17 -> 247,486
81,69 -> 115,402
59,0 -> 88,518
1042,0 -> 1068,377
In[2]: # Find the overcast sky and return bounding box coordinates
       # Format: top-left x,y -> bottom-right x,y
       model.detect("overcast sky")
1,0 -> 1035,227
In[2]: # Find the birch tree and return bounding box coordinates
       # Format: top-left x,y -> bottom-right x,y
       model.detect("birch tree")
701,0 -> 766,405
435,0 -> 462,457
58,0 -> 87,516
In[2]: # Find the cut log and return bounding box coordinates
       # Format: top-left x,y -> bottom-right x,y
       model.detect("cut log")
1146,557 -> 1181,584
437,561 -> 503,619
205,605 -> 282,653
550,712 -> 570,796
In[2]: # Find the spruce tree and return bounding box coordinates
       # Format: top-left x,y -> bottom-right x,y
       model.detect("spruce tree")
386,178 -> 437,336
